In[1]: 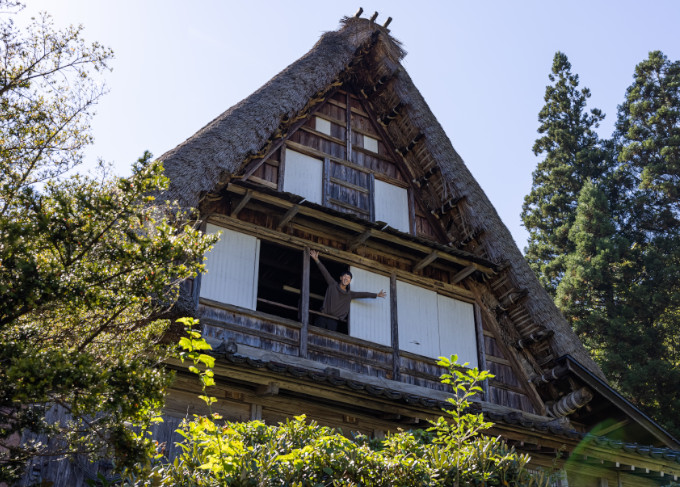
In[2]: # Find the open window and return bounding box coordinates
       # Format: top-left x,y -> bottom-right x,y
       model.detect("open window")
309,257 -> 348,333
256,241 -> 304,321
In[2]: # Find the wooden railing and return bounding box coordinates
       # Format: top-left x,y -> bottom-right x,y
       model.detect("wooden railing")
199,299 -> 424,383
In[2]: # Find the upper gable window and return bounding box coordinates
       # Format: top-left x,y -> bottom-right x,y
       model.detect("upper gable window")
374,179 -> 410,233
315,117 -> 332,136
282,149 -> 323,204
363,135 -> 379,153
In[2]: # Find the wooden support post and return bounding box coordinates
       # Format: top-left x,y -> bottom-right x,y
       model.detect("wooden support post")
346,92 -> 353,162
369,172 -> 376,222
277,144 -> 287,190
413,251 -> 438,272
300,247 -> 310,358
408,187 -> 416,235
323,157 -> 330,206
192,220 -> 208,309
276,205 -> 300,231
390,272 -> 400,381
474,303 -> 489,399
452,265 -> 476,284
230,190 -> 253,217
250,403 -> 262,420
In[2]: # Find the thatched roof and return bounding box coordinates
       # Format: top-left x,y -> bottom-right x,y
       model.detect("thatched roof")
160,16 -> 605,381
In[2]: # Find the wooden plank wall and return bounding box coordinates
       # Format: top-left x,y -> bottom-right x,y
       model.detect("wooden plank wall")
257,87 -> 437,239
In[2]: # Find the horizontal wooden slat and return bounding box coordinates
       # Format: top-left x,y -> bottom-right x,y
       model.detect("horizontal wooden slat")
329,176 -> 370,194
328,197 -> 371,215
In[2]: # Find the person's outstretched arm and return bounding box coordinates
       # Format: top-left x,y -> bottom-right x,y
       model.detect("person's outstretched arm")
310,249 -> 335,286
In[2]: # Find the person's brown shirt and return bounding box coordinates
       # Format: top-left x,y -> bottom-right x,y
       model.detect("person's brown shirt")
315,259 -> 376,320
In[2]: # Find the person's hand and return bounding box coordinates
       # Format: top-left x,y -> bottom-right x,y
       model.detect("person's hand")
310,249 -> 319,262
377,289 -> 386,298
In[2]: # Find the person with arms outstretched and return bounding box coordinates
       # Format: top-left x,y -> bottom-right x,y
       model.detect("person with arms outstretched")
309,249 -> 386,332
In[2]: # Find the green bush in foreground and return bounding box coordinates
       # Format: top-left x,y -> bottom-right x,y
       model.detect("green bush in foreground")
132,331 -> 553,486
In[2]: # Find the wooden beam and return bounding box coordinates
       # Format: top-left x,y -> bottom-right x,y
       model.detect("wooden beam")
347,229 -> 373,252
467,283 -> 547,415
413,251 -> 438,272
593,419 -> 630,437
207,211 -> 477,301
546,387 -> 594,418
230,169 -> 489,272
230,190 -> 253,217
451,265 -> 476,284
474,303 -> 489,399
256,381 -> 280,396
276,205 -> 300,231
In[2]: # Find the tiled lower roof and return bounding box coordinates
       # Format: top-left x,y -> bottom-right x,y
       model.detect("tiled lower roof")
213,350 -> 680,464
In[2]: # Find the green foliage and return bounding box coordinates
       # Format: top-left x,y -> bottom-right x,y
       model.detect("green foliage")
526,50 -> 680,437
522,52 -> 609,296
555,180 -> 622,354
607,50 -> 680,436
136,354 -> 553,486
0,3 -> 216,483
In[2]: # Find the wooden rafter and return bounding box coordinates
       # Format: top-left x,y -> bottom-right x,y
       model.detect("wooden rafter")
230,190 -> 253,217
225,183 -> 496,275
348,229 -> 373,251
276,204 -> 301,231
452,265 -> 476,284
413,251 -> 438,272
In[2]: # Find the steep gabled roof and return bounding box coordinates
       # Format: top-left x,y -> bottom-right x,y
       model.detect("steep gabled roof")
160,16 -> 603,381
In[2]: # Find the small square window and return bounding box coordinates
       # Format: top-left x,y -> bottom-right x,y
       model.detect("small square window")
315,117 -> 331,136
363,135 -> 379,153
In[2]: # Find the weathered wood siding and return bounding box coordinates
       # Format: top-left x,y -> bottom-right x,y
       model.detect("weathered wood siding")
307,328 -> 392,378
201,302 -> 300,356
348,267 -> 391,346
326,159 -> 372,217
201,225 -> 260,310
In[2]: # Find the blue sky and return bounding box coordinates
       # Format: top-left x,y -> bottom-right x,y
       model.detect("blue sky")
18,1 -> 680,249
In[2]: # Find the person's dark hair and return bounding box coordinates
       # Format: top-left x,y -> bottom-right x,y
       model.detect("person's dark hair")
339,269 -> 352,279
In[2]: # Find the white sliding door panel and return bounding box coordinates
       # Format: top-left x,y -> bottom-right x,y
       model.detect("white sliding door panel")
374,180 -> 410,233
437,295 -> 478,368
282,149 -> 323,204
349,268 -> 391,346
200,224 -> 260,310
397,281 -> 439,358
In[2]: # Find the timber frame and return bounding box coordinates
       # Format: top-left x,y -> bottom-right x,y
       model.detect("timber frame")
153,11 -> 680,487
